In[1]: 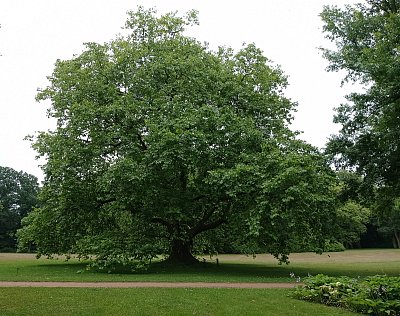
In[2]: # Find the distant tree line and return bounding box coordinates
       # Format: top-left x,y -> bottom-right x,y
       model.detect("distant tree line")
0,166 -> 39,251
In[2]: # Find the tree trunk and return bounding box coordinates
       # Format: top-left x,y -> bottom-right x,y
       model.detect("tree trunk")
393,231 -> 400,249
166,239 -> 198,265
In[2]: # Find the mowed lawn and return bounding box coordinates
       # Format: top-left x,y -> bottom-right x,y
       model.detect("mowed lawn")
0,249 -> 399,282
0,249 -> 399,315
0,287 -> 355,316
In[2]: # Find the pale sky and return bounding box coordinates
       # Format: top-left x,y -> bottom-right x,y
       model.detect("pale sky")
0,0 -> 358,182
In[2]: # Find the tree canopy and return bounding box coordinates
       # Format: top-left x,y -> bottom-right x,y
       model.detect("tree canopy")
0,166 -> 39,251
18,8 -> 337,266
322,0 -> 400,246
322,0 -> 400,186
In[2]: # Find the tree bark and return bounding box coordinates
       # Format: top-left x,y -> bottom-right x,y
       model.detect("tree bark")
166,238 -> 198,264
393,231 -> 400,248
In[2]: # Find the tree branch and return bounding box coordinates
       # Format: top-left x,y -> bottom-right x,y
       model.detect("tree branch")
189,217 -> 227,237
189,200 -> 232,237
190,203 -> 219,233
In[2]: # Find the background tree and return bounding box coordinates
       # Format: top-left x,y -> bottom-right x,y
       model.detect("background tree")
0,166 -> 39,251
374,191 -> 400,248
322,0 -> 400,246
19,7 -> 337,266
334,171 -> 370,248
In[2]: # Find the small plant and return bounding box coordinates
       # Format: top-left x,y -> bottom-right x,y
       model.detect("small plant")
294,274 -> 400,315
289,272 -> 302,283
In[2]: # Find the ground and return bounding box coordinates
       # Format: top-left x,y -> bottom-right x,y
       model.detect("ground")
0,281 -> 298,288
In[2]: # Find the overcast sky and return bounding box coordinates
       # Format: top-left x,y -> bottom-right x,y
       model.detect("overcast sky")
0,0 -> 359,182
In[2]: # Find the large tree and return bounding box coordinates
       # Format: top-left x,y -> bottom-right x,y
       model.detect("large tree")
19,8 -> 336,266
0,166 -> 39,251
322,0 -> 400,185
322,0 -> 400,244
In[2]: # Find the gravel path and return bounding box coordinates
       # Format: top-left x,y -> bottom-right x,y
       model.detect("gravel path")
0,281 -> 299,289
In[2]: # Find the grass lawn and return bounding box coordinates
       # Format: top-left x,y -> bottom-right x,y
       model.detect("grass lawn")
0,249 -> 398,283
0,249 -> 398,315
0,287 -> 356,315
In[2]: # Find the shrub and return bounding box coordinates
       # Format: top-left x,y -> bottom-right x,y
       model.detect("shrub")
294,274 -> 400,315
322,241 -> 346,252
291,240 -> 345,253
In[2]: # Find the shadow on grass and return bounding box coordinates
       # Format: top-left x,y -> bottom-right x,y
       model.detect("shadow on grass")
29,260 -> 294,282
36,259 -> 395,276
5,253 -> 399,282
107,258 -> 400,278
147,261 -> 291,278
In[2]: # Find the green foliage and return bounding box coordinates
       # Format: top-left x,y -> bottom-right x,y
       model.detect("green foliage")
294,274 -> 355,306
375,195 -> 400,248
19,7 -> 337,267
286,240 -> 345,253
322,1 -> 400,248
294,274 -> 400,315
323,171 -> 371,249
322,240 -> 346,252
0,166 -> 39,251
336,201 -> 370,247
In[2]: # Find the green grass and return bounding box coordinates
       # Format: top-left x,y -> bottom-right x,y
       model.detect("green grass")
0,287 -> 357,315
0,249 -> 398,283
2,250 -> 396,315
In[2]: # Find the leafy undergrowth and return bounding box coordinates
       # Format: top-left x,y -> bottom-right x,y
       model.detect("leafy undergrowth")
294,274 -> 400,315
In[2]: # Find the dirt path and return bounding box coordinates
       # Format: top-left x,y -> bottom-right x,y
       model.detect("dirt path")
0,281 -> 299,289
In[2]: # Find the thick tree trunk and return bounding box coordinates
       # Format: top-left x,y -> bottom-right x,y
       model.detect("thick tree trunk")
166,239 -> 198,264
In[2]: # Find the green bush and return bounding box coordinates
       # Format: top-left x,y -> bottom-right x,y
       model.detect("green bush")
290,240 -> 345,253
322,241 -> 346,252
294,274 -> 400,315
